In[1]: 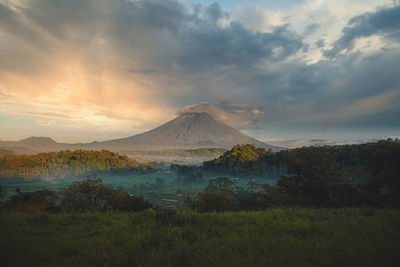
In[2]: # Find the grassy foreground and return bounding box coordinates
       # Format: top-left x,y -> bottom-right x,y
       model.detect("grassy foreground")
1,208 -> 400,267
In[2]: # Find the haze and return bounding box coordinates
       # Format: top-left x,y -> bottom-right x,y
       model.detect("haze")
0,0 -> 399,147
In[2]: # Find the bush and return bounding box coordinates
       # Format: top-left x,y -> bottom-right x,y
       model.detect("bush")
60,175 -> 152,212
8,189 -> 59,212
193,191 -> 237,212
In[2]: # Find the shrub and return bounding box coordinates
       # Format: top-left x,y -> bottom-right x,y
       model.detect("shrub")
8,188 -> 59,212
60,175 -> 152,212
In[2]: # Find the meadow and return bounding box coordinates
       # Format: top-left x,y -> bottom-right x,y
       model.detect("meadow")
1,208 -> 399,267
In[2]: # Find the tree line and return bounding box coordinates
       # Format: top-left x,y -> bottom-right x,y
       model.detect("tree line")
0,149 -> 158,179
180,139 -> 400,210
200,139 -> 399,181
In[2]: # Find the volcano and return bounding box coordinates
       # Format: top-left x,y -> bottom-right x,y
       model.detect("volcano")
0,113 -> 283,152
88,112 -> 282,151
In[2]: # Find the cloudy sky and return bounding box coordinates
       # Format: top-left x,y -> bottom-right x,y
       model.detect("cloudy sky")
0,0 -> 399,145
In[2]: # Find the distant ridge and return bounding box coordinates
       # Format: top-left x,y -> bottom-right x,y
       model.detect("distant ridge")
0,113 -> 284,152
0,136 -> 84,152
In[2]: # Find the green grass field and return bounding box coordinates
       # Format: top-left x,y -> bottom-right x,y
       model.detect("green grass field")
1,208 -> 399,267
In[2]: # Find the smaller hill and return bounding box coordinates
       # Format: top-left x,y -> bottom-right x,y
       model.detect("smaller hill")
0,150 -> 158,179
0,137 -> 75,152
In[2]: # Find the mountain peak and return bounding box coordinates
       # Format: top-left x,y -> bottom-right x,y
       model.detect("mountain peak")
98,112 -> 284,151
21,137 -> 56,143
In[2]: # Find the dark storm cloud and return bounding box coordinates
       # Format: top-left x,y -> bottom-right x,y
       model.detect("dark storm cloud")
323,5 -> 400,58
176,23 -> 304,71
1,0 -> 304,71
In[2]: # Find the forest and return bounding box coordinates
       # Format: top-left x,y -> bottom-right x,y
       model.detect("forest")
0,149 -> 158,179
1,139 -> 399,210
202,139 -> 398,178
171,139 -> 400,209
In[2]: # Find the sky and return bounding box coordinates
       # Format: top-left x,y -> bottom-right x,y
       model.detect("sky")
0,0 -> 399,146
